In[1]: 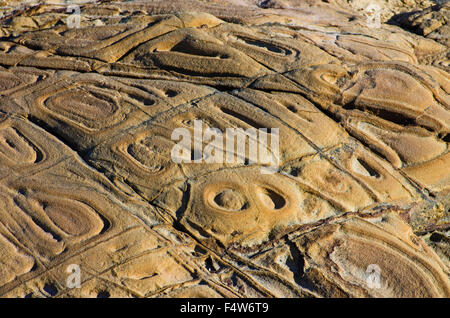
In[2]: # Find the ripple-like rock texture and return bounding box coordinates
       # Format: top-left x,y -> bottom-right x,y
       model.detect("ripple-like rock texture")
0,0 -> 448,298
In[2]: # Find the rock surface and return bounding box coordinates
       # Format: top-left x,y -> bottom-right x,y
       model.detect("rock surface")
390,2 -> 450,46
0,0 -> 448,298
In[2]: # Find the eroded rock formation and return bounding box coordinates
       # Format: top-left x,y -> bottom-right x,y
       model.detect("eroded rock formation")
0,0 -> 448,298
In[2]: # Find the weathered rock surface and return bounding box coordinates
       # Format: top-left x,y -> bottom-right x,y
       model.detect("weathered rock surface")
390,2 -> 450,46
0,0 -> 448,298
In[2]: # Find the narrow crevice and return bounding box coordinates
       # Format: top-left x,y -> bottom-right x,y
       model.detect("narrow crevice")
174,183 -> 190,220
219,107 -> 267,129
27,115 -> 82,153
43,283 -> 58,297
357,158 -> 381,178
285,239 -> 316,293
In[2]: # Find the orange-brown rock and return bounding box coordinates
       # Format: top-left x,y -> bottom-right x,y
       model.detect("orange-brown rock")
0,0 -> 448,298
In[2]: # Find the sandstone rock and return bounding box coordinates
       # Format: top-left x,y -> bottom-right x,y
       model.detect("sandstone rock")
0,0 -> 448,298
